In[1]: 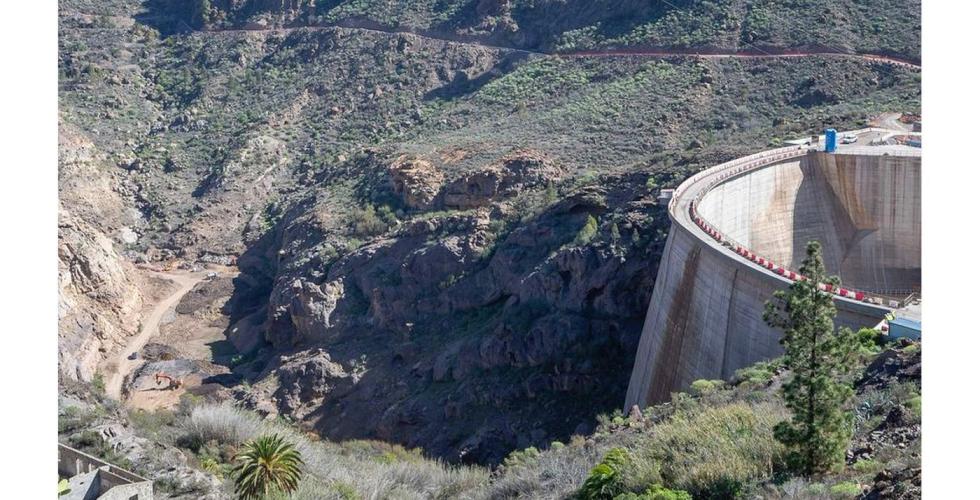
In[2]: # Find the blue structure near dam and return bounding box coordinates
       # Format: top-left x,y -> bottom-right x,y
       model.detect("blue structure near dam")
889,317 -> 922,340
825,128 -> 837,152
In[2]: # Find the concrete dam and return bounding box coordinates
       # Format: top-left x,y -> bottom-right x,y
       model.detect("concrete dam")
625,138 -> 921,408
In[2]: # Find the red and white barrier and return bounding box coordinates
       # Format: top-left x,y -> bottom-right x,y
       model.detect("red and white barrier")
679,142 -> 881,305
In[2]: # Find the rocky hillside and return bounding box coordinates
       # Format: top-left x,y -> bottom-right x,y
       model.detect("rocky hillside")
59,0 -> 920,466
142,0 -> 921,59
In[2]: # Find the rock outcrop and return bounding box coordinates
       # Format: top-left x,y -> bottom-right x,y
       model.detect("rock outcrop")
389,156 -> 445,210
244,172 -> 668,463
442,151 -> 565,209
58,211 -> 143,382
273,348 -> 358,419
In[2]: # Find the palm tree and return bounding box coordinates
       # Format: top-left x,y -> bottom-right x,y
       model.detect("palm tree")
233,434 -> 304,499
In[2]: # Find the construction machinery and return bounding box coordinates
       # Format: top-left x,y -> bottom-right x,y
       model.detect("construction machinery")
154,372 -> 183,390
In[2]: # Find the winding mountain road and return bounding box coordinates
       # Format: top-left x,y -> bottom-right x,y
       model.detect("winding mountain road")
559,49 -> 920,70
203,22 -> 921,70
104,270 -> 209,400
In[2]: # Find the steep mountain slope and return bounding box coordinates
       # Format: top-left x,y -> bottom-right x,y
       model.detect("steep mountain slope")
58,0 -> 920,465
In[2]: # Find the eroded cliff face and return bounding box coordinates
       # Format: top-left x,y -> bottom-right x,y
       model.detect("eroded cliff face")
59,211 -> 143,382
58,124 -> 144,382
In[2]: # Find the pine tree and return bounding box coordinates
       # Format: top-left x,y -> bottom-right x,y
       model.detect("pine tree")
763,241 -> 859,475
610,222 -> 621,243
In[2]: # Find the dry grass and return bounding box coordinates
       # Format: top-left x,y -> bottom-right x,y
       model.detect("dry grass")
179,403 -> 487,499
634,401 -> 788,497
479,437 -> 611,500
180,403 -> 264,447
175,398 -> 786,498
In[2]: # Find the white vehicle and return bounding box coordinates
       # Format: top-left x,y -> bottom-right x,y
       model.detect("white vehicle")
841,133 -> 858,144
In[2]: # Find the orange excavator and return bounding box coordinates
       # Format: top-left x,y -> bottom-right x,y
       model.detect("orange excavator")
154,372 -> 183,390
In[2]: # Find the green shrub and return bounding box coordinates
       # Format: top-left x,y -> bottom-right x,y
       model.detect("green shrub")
59,406 -> 102,434
634,402 -> 786,498
853,459 -> 884,475
575,214 -> 599,246
799,482 -> 829,496
350,204 -> 396,237
68,430 -> 133,470
68,429 -> 104,451
199,456 -> 224,478
614,484 -> 692,500
128,408 -> 176,440
58,478 -> 71,496
502,446 -> 542,471
59,406 -> 82,434
732,358 -> 781,387
178,392 -> 205,416
91,372 -> 106,395
905,395 -> 922,419
857,327 -> 884,348
611,222 -> 622,243
689,379 -> 724,396
579,448 -> 631,499
696,477 -> 743,500
829,481 -> 862,498
331,481 -> 361,500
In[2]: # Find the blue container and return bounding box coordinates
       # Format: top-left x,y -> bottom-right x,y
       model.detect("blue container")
889,318 -> 921,340
824,128 -> 837,153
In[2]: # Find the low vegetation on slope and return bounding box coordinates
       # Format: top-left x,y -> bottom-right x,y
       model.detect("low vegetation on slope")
59,337 -> 921,498
140,0 -> 921,59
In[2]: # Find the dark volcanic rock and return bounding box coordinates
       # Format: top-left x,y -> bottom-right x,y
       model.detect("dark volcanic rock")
866,466 -> 922,499
272,348 -> 357,419
858,346 -> 921,390
251,173 -> 667,463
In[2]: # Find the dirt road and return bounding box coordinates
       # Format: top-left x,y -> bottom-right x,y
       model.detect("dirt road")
203,22 -> 920,70
104,270 -> 209,400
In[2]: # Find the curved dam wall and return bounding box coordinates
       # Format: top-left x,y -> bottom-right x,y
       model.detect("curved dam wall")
698,152 -> 920,295
625,149 -> 920,408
